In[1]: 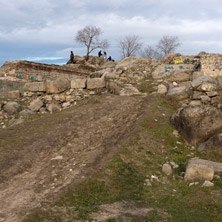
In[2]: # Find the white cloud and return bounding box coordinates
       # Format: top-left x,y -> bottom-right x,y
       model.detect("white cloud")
1,0 -> 222,64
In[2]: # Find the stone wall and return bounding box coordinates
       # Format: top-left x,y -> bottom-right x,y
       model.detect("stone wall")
0,80 -> 25,98
200,54 -> 222,77
0,60 -> 93,81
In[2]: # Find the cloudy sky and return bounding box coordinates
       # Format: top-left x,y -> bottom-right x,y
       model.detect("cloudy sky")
0,0 -> 222,65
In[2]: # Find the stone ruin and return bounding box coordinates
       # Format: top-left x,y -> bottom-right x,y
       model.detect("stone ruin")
2,52 -> 222,183
1,52 -> 222,131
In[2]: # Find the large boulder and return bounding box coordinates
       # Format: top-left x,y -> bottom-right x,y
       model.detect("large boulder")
170,105 -> 222,144
45,79 -> 70,94
166,86 -> 190,101
3,102 -> 21,115
198,133 -> 222,154
24,82 -> 46,92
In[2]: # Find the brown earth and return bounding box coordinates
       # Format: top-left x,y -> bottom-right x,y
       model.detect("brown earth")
0,94 -> 150,222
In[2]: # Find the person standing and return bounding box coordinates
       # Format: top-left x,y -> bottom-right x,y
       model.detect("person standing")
70,51 -> 74,64
103,51 -> 107,59
98,50 -> 102,57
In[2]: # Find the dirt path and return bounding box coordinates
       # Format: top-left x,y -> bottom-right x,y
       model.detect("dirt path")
0,94 -> 150,222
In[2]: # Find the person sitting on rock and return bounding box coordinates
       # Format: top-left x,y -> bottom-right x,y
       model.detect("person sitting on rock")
107,56 -> 112,61
70,51 -> 74,64
98,50 -> 102,57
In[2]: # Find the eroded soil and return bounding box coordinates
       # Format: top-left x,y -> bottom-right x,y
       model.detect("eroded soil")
0,94 -> 150,222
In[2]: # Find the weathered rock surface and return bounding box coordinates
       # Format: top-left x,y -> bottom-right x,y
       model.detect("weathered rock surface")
166,86 -> 190,101
198,82 -> 217,92
191,76 -> 215,89
157,84 -> 168,94
198,133 -> 222,154
187,158 -> 222,173
29,98 -> 44,112
87,78 -> 105,89
47,103 -> 61,113
46,78 -> 70,94
162,163 -> 173,175
19,109 -> 35,116
24,82 -> 46,92
170,105 -> 222,144
8,90 -> 21,99
169,71 -> 191,82
120,84 -> 141,96
71,78 -> 86,89
184,163 -> 214,182
3,102 -> 20,115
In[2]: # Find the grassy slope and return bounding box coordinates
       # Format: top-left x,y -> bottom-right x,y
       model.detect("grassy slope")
23,94 -> 222,222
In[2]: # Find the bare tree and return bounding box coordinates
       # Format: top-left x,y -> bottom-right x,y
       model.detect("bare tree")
119,35 -> 143,58
156,35 -> 181,57
140,45 -> 163,60
75,25 -> 109,60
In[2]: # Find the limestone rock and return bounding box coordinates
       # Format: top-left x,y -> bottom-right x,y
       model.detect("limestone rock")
170,105 -> 222,144
178,81 -> 191,88
8,90 -> 21,99
189,100 -> 202,106
54,94 -> 66,102
47,103 -> 61,113
206,91 -> 218,97
120,84 -> 141,96
157,84 -> 168,94
166,86 -> 190,101
42,95 -> 53,102
200,95 -> 211,104
24,82 -> 46,92
46,78 -> 70,94
202,180 -> 214,187
187,158 -> 222,173
192,71 -> 203,80
169,71 -> 191,82
192,91 -> 202,100
106,81 -> 121,95
62,102 -> 71,108
198,82 -> 217,92
162,163 -> 173,175
19,109 -> 35,116
191,76 -> 215,89
71,78 -> 86,89
211,95 -> 222,105
87,78 -> 105,89
29,98 -> 44,112
184,163 -> 214,182
3,102 -> 20,115
198,134 -> 222,154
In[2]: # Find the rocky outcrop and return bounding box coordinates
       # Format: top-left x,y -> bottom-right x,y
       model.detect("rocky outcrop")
170,105 -> 222,144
